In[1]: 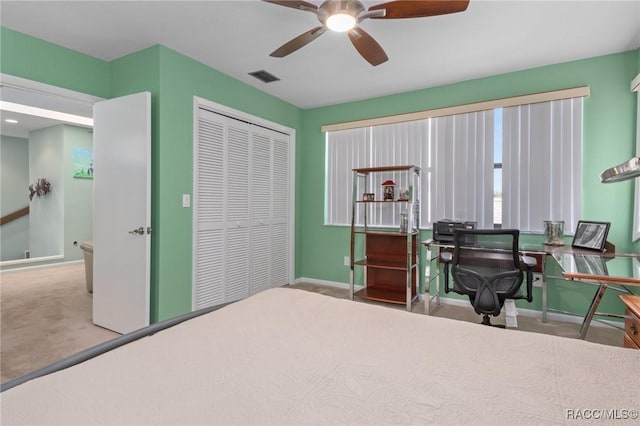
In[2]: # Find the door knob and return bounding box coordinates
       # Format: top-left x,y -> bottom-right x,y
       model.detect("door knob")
129,227 -> 145,235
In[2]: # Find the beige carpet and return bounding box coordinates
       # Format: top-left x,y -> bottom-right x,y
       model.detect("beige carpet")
289,282 -> 624,347
1,262 -> 118,383
1,265 -> 623,384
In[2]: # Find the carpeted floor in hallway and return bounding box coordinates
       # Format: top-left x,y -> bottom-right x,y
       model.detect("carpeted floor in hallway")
1,262 -> 118,383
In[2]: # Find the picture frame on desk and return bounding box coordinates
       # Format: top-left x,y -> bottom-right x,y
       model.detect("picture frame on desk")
571,220 -> 611,251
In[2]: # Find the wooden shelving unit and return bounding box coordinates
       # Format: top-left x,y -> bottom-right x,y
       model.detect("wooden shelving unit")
349,165 -> 421,311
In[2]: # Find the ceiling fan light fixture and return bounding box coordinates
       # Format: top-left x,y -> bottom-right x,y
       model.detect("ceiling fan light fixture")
326,13 -> 356,32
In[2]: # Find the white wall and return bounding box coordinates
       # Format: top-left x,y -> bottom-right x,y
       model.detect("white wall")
1,124 -> 94,269
28,126 -> 64,258
1,136 -> 30,261
63,125 -> 93,261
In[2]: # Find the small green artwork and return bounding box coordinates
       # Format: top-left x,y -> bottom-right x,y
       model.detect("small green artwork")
73,147 -> 94,179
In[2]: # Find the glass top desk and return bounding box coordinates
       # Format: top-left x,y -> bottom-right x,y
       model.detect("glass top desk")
549,252 -> 640,339
423,239 -> 640,339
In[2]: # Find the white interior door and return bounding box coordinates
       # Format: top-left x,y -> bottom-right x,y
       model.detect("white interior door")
93,92 -> 151,334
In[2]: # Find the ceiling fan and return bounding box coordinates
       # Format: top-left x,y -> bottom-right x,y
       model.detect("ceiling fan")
264,0 -> 470,66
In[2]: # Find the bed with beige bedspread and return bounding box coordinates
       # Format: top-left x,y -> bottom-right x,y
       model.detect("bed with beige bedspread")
1,287 -> 638,425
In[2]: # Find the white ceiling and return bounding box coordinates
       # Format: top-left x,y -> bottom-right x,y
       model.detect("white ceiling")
0,86 -> 94,138
1,0 -> 639,112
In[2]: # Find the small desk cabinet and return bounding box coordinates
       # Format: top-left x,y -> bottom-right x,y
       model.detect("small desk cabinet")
620,294 -> 640,349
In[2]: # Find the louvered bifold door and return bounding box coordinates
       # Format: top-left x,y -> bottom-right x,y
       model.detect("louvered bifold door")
195,107 -> 291,309
195,110 -> 250,309
224,122 -> 251,303
250,129 -> 272,294
270,133 -> 290,289
249,127 -> 290,294
194,111 -> 226,308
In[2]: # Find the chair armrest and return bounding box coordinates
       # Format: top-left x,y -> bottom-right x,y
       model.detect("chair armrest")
440,251 -> 452,263
520,255 -> 537,270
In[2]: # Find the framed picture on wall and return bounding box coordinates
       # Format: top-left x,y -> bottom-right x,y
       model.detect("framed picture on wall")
72,147 -> 94,179
571,220 -> 610,251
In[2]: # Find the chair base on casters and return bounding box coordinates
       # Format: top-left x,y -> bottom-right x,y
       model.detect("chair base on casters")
480,314 -> 505,328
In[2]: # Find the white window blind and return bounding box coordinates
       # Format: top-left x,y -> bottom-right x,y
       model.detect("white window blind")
429,111 -> 494,228
325,127 -> 369,226
325,112 -> 492,228
368,121 -> 427,226
326,98 -> 582,232
501,98 -> 582,233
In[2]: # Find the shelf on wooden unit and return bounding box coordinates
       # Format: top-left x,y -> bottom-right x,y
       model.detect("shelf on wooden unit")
354,258 -> 417,271
354,287 -> 417,305
354,230 -> 419,236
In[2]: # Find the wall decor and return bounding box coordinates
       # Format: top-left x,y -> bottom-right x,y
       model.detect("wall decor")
28,178 -> 52,201
73,147 -> 94,179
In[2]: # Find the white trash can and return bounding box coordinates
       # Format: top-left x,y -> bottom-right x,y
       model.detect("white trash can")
80,241 -> 94,293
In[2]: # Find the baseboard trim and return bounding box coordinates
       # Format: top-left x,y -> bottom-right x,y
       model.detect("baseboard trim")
294,277 -> 364,292
0,259 -> 83,274
294,277 -> 620,328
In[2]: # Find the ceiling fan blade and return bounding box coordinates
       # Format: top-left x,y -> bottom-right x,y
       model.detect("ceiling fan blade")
347,27 -> 388,66
368,0 -> 470,19
263,0 -> 318,12
270,27 -> 326,58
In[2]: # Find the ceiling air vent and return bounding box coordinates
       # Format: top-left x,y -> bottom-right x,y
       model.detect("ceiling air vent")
249,70 -> 280,83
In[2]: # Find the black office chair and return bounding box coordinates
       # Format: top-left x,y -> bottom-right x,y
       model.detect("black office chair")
440,229 -> 536,327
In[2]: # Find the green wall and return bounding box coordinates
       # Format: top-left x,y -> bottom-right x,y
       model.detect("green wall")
109,45 -> 302,321
2,29 -> 302,322
152,47 -> 301,321
298,50 -> 639,316
2,26 -> 638,322
0,27 -> 110,98
111,46 -> 301,322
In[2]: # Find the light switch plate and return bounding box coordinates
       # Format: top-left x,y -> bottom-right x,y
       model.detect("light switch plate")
182,194 -> 190,208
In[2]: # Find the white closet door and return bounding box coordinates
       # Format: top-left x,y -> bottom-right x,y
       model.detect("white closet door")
250,131 -> 272,294
271,134 -> 290,288
194,115 -> 226,308
225,125 -> 251,302
194,107 -> 291,310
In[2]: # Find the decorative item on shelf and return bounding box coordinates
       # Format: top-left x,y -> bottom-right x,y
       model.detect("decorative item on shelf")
362,193 -> 375,201
28,178 -> 52,201
399,210 -> 408,233
398,188 -> 409,201
382,180 -> 395,201
543,220 -> 565,246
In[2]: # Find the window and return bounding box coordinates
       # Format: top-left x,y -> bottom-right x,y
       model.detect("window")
325,97 -> 583,233
633,91 -> 640,242
501,98 -> 582,233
